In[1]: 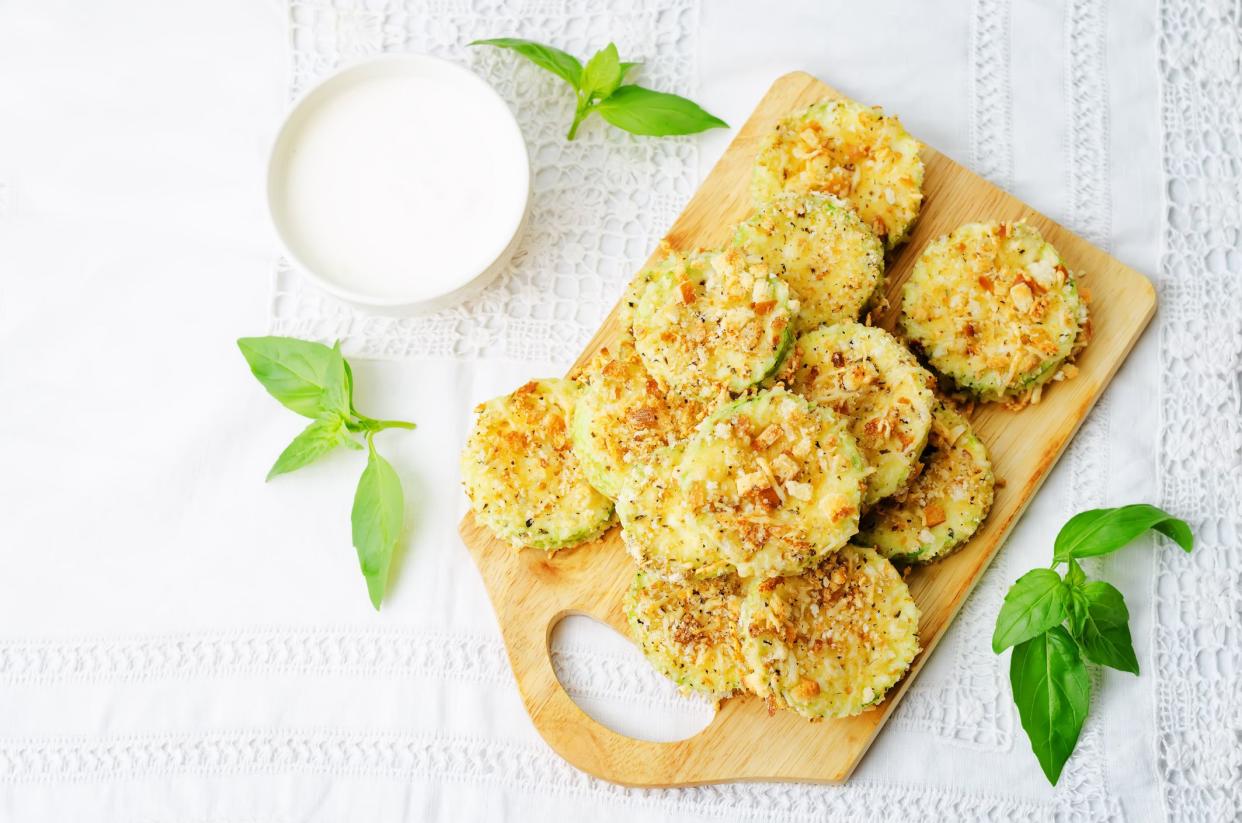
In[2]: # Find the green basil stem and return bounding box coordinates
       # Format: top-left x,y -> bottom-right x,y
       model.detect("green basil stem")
567,93 -> 591,140
351,417 -> 417,433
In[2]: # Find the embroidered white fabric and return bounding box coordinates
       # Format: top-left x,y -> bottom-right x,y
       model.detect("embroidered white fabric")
0,0 -> 1230,820
1155,1 -> 1242,819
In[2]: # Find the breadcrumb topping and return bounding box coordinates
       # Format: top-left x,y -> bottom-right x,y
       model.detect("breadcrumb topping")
572,335 -> 713,499
784,323 -> 936,505
857,402 -> 994,563
899,220 -> 1089,403
734,192 -> 885,331
625,571 -> 747,699
753,99 -> 925,249
740,545 -> 921,719
629,248 -> 797,403
616,387 -> 867,580
461,378 -> 614,550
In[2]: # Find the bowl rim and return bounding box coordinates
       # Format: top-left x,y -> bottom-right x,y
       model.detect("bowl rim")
265,53 -> 531,313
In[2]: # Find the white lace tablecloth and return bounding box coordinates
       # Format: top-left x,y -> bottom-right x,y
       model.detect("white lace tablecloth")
0,0 -> 1237,820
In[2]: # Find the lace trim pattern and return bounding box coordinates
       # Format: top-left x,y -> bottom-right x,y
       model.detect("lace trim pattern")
0,627 -> 700,714
0,731 -> 1058,821
969,0 -> 1013,188
1156,1 -> 1242,819
1066,0 -> 1112,250
0,630 -> 511,685
270,0 -> 699,362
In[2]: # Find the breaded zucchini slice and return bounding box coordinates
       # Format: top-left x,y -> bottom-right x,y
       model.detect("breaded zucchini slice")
752,98 -> 925,249
739,545 -> 920,720
461,378 -> 614,550
733,192 -> 885,332
571,336 -> 710,499
616,443 -> 734,579
898,220 -> 1088,403
617,387 -> 867,580
783,323 -> 936,506
624,570 -> 747,699
857,402 -> 994,563
629,248 -> 797,403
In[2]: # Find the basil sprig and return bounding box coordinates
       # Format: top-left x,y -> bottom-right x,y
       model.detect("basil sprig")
471,38 -> 727,140
351,433 -> 405,610
238,336 -> 415,609
994,504 -> 1193,784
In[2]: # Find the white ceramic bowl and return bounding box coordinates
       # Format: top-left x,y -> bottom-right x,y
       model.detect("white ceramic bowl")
266,54 -> 530,314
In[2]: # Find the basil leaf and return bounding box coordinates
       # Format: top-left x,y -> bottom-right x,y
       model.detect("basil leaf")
1053,504 -> 1193,562
581,42 -> 622,101
595,85 -> 728,136
342,356 -> 357,416
619,61 -> 641,81
1064,558 -> 1086,588
1066,586 -> 1089,639
238,336 -> 350,419
1062,559 -> 1088,636
322,341 -> 351,417
992,568 -> 1070,653
1078,581 -> 1139,674
1011,626 -> 1090,785
267,415 -> 356,481
470,38 -> 582,87
351,436 -> 404,610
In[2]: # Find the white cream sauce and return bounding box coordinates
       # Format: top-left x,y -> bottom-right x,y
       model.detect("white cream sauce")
273,65 -> 528,305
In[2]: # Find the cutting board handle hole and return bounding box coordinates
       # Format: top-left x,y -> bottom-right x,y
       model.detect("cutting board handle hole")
549,614 -> 716,742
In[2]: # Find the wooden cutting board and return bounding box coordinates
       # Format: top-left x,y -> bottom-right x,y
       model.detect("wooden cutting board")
457,71 -> 1155,786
